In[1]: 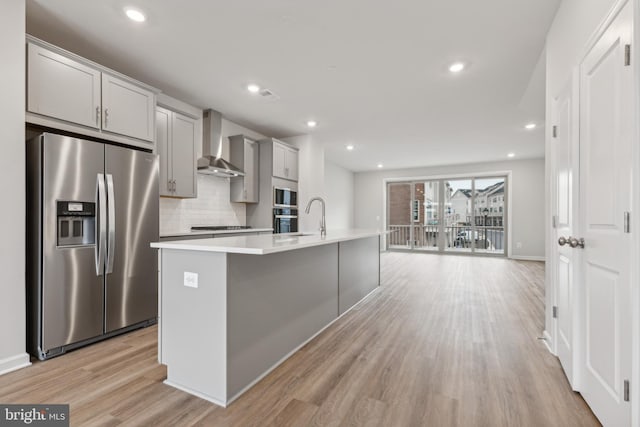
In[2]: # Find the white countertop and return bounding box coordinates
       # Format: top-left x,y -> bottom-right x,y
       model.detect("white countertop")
159,228 -> 273,238
151,229 -> 384,255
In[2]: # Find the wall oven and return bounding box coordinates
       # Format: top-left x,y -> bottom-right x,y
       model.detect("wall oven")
273,208 -> 298,234
274,187 -> 297,208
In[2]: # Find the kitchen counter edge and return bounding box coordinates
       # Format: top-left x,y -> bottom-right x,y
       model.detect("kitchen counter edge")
151,229 -> 386,255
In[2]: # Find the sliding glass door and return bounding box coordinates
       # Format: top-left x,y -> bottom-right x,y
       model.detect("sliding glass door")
387,181 -> 440,251
387,176 -> 507,256
473,177 -> 506,254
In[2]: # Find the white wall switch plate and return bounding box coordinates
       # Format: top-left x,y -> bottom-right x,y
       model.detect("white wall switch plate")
184,271 -> 198,288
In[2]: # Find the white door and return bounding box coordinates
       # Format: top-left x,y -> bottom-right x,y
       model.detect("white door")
101,74 -> 155,142
579,2 -> 633,425
552,74 -> 580,389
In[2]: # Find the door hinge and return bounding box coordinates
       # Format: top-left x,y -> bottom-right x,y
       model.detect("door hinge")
624,380 -> 630,401
624,212 -> 631,233
625,44 -> 631,66
552,125 -> 558,138
553,306 -> 558,318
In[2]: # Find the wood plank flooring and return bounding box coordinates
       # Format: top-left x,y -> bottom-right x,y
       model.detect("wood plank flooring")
0,253 -> 600,426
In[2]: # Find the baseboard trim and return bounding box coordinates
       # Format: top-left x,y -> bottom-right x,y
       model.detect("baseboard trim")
0,353 -> 31,376
510,255 -> 545,262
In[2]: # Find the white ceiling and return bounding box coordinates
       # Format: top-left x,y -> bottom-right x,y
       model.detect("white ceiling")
26,0 -> 560,172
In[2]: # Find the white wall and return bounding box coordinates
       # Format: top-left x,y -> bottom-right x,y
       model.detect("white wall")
159,119 -> 265,233
354,158 -> 545,259
544,0 -> 618,351
282,135 -> 326,233
324,161 -> 355,230
0,0 -> 30,375
546,0 -> 619,98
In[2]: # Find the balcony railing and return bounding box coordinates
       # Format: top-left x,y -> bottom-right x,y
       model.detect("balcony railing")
388,224 -> 505,252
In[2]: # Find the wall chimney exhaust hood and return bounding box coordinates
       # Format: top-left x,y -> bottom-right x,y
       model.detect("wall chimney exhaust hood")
197,109 -> 245,177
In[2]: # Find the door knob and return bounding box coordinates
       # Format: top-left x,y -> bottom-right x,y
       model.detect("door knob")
558,236 -> 568,246
568,237 -> 585,248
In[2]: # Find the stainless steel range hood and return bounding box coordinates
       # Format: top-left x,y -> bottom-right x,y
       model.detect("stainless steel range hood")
197,109 -> 245,177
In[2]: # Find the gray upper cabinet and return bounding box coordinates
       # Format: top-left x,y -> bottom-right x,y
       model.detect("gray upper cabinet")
101,74 -> 155,142
272,139 -> 299,181
230,135 -> 259,203
156,107 -> 172,197
26,37 -> 158,148
27,43 -> 101,130
156,102 -> 199,199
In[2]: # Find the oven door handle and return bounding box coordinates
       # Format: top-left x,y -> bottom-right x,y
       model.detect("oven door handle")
275,215 -> 298,219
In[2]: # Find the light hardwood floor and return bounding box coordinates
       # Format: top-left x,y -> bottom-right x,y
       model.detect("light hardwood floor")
0,253 -> 600,426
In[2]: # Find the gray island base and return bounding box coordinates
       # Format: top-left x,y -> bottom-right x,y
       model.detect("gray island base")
151,231 -> 382,406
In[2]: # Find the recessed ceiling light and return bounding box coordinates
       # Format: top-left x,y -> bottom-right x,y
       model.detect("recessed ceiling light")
306,120 -> 317,128
377,163 -> 384,168
507,153 -> 515,158
247,84 -> 260,93
346,144 -> 355,151
449,62 -> 465,73
525,123 -> 536,130
125,8 -> 146,22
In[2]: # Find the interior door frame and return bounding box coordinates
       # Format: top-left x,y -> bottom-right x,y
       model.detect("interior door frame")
633,1 -> 640,424
383,170 -> 513,257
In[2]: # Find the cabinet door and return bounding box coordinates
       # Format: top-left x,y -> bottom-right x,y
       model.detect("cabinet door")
171,112 -> 197,198
272,142 -> 287,179
156,107 -> 173,196
285,147 -> 299,181
245,140 -> 259,202
27,43 -> 101,129
102,74 -> 155,142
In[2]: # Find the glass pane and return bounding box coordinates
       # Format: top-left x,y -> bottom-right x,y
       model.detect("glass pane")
413,181 -> 439,251
473,177 -> 506,254
444,179 -> 473,252
387,183 -> 413,249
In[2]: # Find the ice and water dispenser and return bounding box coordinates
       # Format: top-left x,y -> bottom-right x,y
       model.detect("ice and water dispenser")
56,201 -> 96,247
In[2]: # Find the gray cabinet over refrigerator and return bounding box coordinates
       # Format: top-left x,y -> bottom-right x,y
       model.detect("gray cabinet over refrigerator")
26,133 -> 159,360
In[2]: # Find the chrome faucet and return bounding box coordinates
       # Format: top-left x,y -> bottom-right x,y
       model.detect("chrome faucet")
305,197 -> 326,237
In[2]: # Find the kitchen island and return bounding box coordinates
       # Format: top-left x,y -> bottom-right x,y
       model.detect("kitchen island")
150,230 -> 382,407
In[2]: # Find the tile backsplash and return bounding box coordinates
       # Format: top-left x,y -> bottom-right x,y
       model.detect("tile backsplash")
159,174 -> 246,233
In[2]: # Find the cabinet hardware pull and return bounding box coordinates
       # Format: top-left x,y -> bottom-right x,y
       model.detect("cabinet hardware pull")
96,106 -> 100,126
104,108 -> 109,127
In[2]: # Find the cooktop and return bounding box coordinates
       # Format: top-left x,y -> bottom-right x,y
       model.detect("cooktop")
191,225 -> 253,231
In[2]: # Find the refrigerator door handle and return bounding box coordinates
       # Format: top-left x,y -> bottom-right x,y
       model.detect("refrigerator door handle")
106,174 -> 116,274
96,174 -> 107,276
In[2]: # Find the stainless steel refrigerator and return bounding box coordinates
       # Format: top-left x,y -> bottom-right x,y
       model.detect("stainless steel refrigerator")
26,132 -> 159,360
